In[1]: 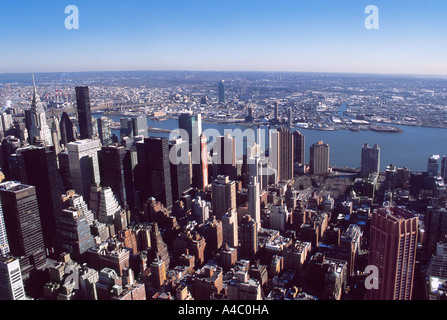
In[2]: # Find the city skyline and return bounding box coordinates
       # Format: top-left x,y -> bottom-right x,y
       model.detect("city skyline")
1,1 -> 447,76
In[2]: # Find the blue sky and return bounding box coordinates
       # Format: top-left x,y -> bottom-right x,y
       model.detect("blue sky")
1,0 -> 447,75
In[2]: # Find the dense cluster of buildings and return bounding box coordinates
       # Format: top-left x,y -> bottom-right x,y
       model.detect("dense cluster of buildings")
0,76 -> 445,301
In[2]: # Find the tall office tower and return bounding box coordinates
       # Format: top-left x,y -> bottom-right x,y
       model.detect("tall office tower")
135,137 -> 173,210
179,113 -> 202,153
97,117 -> 113,146
211,175 -> 236,220
0,256 -> 26,300
428,155 -> 440,177
99,145 -> 132,209
441,156 -> 447,182
425,204 -> 447,256
0,201 -> 9,256
0,136 -> 20,180
270,127 -> 294,182
57,207 -> 96,259
58,150 -> 72,191
149,222 -> 170,269
0,182 -> 46,279
248,176 -> 261,230
292,131 -> 305,165
192,133 -> 209,192
60,112 -> 76,147
274,101 -> 279,121
288,107 -> 293,127
385,164 -> 397,195
361,144 -> 381,177
309,141 -> 330,175
169,138 -> 191,203
68,139 -> 101,202
120,118 -> 133,141
213,134 -> 237,180
50,117 -> 62,155
10,145 -> 63,252
28,76 -> 52,145
132,116 -> 148,138
218,80 -> 226,104
240,215 -> 258,259
366,207 -> 419,300
0,113 -> 14,136
75,86 -> 93,140
222,210 -> 238,249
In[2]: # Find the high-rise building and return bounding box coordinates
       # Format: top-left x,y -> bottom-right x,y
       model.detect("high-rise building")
0,182 -> 46,279
441,156 -> 447,182
99,145 -> 132,209
274,101 -> 279,122
0,136 -> 20,181
293,131 -> 305,165
67,139 -> 101,202
97,117 -> 113,146
247,176 -> 261,230
57,207 -> 96,259
361,144 -> 380,177
366,206 -> 418,300
29,76 -> 52,145
425,203 -> 447,256
218,81 -> 226,104
75,87 -> 93,140
192,133 -> 209,192
0,200 -> 9,256
213,134 -> 237,180
9,145 -> 63,252
131,116 -> 148,138
192,196 -> 210,225
50,117 -> 62,155
428,155 -> 440,178
270,204 -> 290,232
269,127 -> 293,182
178,113 -> 202,151
309,141 -> 330,175
239,215 -> 258,259
0,256 -> 26,300
211,175 -> 236,220
169,138 -> 191,203
222,210 -> 238,249
135,137 -> 173,210
60,112 -> 76,147
62,191 -> 95,226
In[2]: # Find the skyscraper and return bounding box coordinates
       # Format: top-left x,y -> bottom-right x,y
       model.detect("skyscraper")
222,210 -> 238,249
240,215 -> 258,259
178,113 -> 202,151
428,155 -> 440,178
9,145 -> 63,252
97,117 -> 113,146
0,136 -> 20,181
60,112 -> 76,147
218,81 -> 226,104
366,206 -> 418,300
57,207 -> 96,259
309,141 -> 330,175
270,127 -> 294,182
192,133 -> 209,192
132,116 -> 148,138
211,175 -> 236,220
0,182 -> 46,279
361,144 -> 380,177
0,200 -> 9,256
76,87 -> 93,140
68,139 -> 101,203
135,137 -> 173,210
0,256 -> 26,300
99,145 -> 132,209
292,131 -> 305,165
169,138 -> 191,202
29,76 -> 52,145
247,176 -> 261,230
213,134 -> 237,180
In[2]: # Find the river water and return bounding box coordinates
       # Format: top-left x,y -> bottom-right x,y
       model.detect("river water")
97,114 -> 447,173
